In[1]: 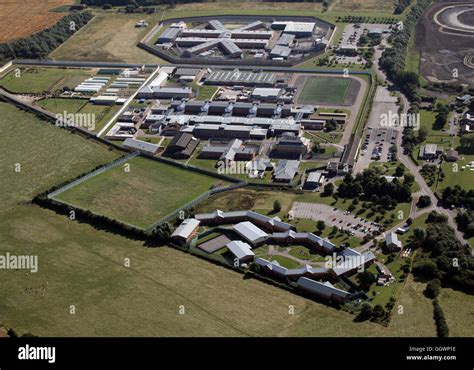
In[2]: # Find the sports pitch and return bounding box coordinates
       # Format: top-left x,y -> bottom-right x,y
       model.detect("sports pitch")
54,156 -> 227,228
298,76 -> 353,105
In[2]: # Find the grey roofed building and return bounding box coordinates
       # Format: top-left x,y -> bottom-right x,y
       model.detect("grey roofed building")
331,249 -> 376,276
123,138 -> 160,154
250,87 -> 283,102
233,221 -> 268,245
296,277 -> 351,302
276,33 -> 296,46
419,144 -> 438,159
247,157 -> 274,173
270,230 -> 336,254
282,22 -> 315,37
204,69 -> 277,87
171,218 -> 200,241
226,240 -> 255,263
174,68 -> 201,77
156,27 -> 181,44
233,20 -> 264,32
166,132 -> 199,158
208,19 -> 227,31
220,39 -> 243,57
194,209 -> 293,232
270,45 -> 291,59
219,139 -> 243,161
274,160 -> 300,182
151,86 -> 192,99
306,171 -> 324,185
268,260 -> 288,276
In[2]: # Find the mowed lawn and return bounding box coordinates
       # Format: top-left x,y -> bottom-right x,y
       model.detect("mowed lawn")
0,67 -> 93,94
55,156 -> 226,228
0,102 -> 119,214
298,77 -> 352,105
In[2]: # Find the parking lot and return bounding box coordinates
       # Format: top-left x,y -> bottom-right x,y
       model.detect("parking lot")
361,127 -> 398,162
291,202 -> 382,238
354,87 -> 401,173
339,23 -> 393,50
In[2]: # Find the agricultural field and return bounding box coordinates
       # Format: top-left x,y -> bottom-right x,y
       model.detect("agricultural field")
298,77 -> 353,105
0,0 -> 74,43
0,101 -> 119,214
0,67 -> 93,94
55,156 -> 227,228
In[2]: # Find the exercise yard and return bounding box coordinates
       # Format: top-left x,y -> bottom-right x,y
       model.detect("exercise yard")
297,76 -> 353,105
54,156 -> 227,228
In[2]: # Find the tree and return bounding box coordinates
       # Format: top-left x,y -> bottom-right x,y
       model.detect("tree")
425,278 -> 441,298
412,227 -> 426,246
395,165 -> 405,177
373,304 -> 386,318
417,195 -> 431,208
323,183 -> 334,196
417,126 -> 428,142
316,220 -> 326,232
273,200 -> 282,213
357,271 -> 376,291
356,303 -> 373,321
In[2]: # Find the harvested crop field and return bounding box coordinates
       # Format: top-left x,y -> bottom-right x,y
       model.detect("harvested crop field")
0,0 -> 74,43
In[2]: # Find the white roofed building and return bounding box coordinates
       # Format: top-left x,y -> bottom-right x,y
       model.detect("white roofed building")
233,221 -> 268,246
226,240 -> 255,265
171,218 -> 200,245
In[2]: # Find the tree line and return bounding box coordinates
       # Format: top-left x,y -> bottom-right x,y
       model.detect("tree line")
412,212 -> 474,293
379,0 -> 432,101
0,12 -> 93,63
337,168 -> 412,205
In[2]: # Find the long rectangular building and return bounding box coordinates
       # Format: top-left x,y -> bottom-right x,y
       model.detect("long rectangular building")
204,70 -> 277,87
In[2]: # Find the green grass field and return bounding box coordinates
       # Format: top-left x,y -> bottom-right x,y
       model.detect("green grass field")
55,156 -> 227,228
438,287 -> 474,337
298,77 -> 352,105
37,98 -> 88,114
36,98 -> 120,133
0,102 -> 119,215
0,67 -> 93,94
